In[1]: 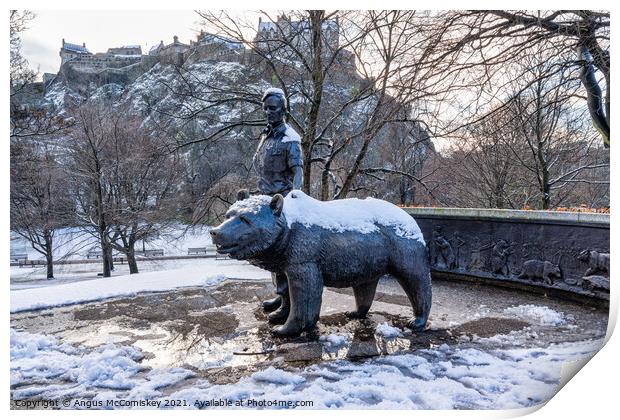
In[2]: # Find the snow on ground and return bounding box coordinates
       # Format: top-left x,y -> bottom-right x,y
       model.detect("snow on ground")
375,323 -> 404,339
503,305 -> 568,326
10,327 -> 602,409
319,334 -> 349,349
252,367 -> 305,385
10,258 -> 242,286
11,259 -> 269,313
11,329 -> 194,402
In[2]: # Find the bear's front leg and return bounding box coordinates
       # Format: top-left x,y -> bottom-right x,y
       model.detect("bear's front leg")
271,263 -> 323,338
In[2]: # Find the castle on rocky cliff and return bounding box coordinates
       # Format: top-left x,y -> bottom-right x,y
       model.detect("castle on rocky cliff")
59,39 -> 143,69
49,15 -> 355,83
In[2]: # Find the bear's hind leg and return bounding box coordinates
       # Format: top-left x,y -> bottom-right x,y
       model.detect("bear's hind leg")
271,263 -> 323,338
399,272 -> 432,332
346,280 -> 379,319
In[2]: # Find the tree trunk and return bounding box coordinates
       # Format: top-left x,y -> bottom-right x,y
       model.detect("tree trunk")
44,230 -> 54,279
320,166 -> 330,201
126,248 -> 139,274
579,45 -> 610,147
100,239 -> 111,277
105,246 -> 114,271
302,141 -> 313,194
336,131 -> 374,199
541,171 -> 551,210
301,10 -> 326,194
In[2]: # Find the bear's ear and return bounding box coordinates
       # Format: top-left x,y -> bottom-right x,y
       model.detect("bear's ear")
270,194 -> 284,216
237,189 -> 250,201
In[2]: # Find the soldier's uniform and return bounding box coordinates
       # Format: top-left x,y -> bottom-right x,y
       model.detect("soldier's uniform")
253,121 -> 303,196
253,121 -> 303,301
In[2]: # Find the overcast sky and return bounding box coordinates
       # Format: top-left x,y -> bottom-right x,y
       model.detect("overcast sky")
21,10 -> 208,77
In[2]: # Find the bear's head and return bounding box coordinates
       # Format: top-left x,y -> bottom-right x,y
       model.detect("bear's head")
210,189 -> 287,260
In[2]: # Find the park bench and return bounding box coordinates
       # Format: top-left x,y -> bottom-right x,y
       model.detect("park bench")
18,259 -> 45,268
136,249 -> 165,257
187,247 -> 207,255
86,251 -> 102,259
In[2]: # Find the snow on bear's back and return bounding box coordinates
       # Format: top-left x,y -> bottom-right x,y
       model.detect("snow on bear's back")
282,190 -> 424,244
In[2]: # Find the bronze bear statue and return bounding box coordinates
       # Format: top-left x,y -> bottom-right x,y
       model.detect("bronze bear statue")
210,190 -> 432,337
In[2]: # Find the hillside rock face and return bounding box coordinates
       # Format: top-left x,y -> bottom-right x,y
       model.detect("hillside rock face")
56,56 -> 159,93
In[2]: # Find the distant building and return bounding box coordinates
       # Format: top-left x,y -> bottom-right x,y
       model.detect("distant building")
59,39 -> 92,65
154,36 -> 190,66
58,39 -> 143,71
255,14 -> 340,52
253,14 -> 355,72
56,19 -> 349,75
194,31 -> 243,50
148,41 -> 165,56
182,31 -> 248,65
107,45 -> 142,56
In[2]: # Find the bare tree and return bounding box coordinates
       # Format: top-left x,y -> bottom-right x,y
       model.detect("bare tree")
104,114 -> 184,273
10,10 -> 36,95
439,57 -> 608,210
508,61 -> 608,209
195,11 -> 376,193
361,124 -> 440,206
10,10 -> 72,139
10,142 -> 72,278
434,10 -> 610,147
67,104 -> 115,277
153,11 -> 381,198
439,108 -> 536,209
188,11 -> 450,202
9,11 -> 76,277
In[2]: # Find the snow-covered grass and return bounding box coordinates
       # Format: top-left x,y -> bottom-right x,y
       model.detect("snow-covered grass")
10,328 -> 602,409
503,305 -> 567,326
10,259 -> 269,313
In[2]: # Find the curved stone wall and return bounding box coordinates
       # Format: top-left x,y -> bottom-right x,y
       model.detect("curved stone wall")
403,208 -> 610,303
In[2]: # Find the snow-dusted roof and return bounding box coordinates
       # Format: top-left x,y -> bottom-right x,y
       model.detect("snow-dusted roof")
121,45 -> 141,49
63,42 -> 90,54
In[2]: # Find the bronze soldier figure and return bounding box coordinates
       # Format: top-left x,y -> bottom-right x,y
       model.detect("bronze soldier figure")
253,87 -> 303,324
